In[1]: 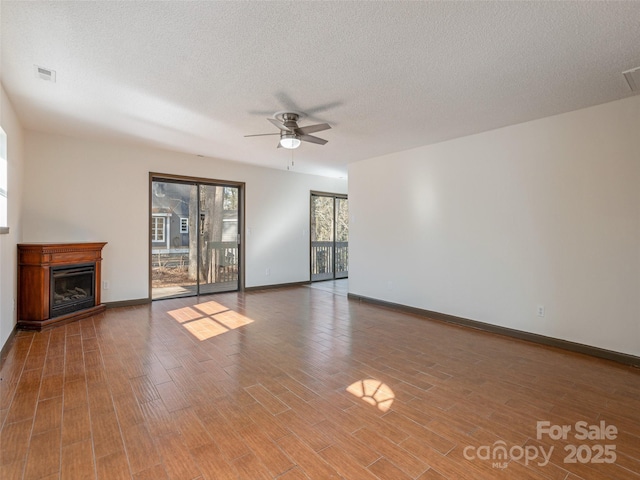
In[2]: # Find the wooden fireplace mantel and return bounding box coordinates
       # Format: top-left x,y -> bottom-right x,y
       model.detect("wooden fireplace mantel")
18,242 -> 107,330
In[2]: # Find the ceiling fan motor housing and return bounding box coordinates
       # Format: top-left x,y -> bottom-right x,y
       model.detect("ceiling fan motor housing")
280,112 -> 300,130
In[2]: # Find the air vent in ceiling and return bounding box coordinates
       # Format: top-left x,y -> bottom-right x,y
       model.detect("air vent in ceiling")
34,65 -> 56,82
622,66 -> 640,92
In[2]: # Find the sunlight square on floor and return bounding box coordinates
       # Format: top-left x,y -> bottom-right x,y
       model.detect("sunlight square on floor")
168,301 -> 254,341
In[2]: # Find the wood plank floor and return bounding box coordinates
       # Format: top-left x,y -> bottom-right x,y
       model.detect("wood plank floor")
1,285 -> 639,479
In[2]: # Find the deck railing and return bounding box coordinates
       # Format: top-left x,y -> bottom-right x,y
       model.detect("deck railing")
152,242 -> 238,284
311,241 -> 348,280
153,240 -> 348,285
207,242 -> 238,283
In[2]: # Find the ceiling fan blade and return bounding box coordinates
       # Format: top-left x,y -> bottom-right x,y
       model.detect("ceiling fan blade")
267,118 -> 292,132
304,101 -> 343,117
274,91 -> 301,112
295,123 -> 331,135
300,134 -> 328,145
273,92 -> 341,121
244,133 -> 280,137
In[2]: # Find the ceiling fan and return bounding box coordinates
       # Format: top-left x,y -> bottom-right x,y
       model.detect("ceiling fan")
245,111 -> 331,149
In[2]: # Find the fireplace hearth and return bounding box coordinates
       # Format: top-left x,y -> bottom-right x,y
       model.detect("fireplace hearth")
18,242 -> 107,330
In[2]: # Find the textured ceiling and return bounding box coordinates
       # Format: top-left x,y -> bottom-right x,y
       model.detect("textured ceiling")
2,1 -> 639,177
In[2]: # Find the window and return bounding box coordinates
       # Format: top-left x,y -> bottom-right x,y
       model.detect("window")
0,127 -> 7,234
151,216 -> 165,242
180,217 -> 188,233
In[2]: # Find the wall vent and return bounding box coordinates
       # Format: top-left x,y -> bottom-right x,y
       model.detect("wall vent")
623,66 -> 640,92
34,65 -> 56,82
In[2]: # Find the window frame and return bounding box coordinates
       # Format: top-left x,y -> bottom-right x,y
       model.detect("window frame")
151,215 -> 167,243
179,217 -> 189,234
0,126 -> 8,234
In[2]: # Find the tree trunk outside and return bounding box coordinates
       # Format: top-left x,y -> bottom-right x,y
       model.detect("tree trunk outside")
187,185 -> 226,284
188,187 -> 198,280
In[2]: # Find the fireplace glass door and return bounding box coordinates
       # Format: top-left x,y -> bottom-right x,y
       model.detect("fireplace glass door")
50,264 -> 95,317
151,178 -> 240,300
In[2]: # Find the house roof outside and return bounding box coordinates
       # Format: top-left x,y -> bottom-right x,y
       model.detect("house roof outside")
1,1 -> 639,177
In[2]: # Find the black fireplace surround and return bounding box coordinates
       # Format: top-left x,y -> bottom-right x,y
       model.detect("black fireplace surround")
50,263 -> 96,318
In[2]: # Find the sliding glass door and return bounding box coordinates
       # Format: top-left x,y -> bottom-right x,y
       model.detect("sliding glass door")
198,184 -> 240,294
151,176 -> 241,300
310,192 -> 348,281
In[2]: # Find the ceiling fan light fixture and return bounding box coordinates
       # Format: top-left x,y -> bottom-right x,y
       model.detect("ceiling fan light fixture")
280,134 -> 301,149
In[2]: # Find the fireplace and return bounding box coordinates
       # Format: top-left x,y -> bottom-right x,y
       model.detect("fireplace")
50,263 -> 96,318
18,242 -> 107,330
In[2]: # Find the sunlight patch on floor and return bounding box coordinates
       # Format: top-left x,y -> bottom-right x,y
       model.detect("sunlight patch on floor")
167,306 -> 203,323
214,310 -> 253,329
347,379 -> 395,412
168,301 -> 253,341
193,300 -> 232,316
182,318 -> 229,340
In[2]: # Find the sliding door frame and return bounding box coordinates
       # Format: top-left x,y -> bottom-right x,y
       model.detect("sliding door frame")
148,172 -> 246,300
310,190 -> 348,282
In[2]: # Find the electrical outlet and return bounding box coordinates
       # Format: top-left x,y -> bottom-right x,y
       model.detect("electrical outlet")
103,280 -> 110,290
537,305 -> 545,317
265,268 -> 270,276
387,281 -> 393,290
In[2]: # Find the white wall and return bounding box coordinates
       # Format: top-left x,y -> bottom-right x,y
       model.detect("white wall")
0,84 -> 25,350
22,132 -> 346,302
349,96 -> 640,357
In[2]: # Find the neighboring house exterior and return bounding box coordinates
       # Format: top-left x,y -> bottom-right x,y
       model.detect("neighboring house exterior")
151,208 -> 190,250
151,182 -> 238,252
151,182 -> 191,251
